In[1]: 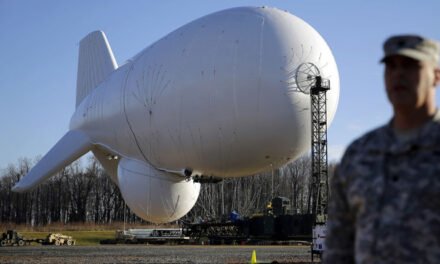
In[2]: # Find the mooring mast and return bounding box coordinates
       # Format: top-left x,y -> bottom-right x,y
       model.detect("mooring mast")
294,62 -> 330,222
310,76 -> 330,223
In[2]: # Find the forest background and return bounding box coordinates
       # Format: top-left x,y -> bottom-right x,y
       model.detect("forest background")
0,156 -> 335,229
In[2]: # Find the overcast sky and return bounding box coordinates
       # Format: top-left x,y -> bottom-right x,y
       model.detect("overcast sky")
1,0 -> 439,171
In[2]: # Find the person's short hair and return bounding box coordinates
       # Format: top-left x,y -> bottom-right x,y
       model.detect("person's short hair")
380,34 -> 440,65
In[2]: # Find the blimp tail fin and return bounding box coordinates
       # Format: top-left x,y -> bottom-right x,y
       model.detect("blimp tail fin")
76,30 -> 118,108
12,130 -> 92,192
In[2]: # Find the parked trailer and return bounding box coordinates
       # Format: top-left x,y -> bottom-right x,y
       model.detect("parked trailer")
0,230 -> 75,247
101,228 -> 189,244
0,230 -> 29,247
0,230 -> 45,246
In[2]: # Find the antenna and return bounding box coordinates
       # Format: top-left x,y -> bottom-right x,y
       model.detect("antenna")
295,62 -> 321,94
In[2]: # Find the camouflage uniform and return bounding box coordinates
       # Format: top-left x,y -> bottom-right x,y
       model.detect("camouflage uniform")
324,110 -> 440,264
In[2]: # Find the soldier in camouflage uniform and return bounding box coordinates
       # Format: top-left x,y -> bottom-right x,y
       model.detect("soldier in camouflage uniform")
324,35 -> 440,263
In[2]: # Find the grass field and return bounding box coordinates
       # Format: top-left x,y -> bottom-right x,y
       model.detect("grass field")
20,231 -> 115,246
2,222 -> 176,246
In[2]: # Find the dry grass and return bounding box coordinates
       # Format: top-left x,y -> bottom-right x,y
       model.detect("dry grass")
0,221 -> 180,246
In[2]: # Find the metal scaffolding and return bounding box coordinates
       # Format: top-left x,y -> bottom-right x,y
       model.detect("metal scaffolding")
310,76 -> 330,223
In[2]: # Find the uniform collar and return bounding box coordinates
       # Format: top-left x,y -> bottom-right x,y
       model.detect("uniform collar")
386,108 -> 440,133
378,109 -> 440,154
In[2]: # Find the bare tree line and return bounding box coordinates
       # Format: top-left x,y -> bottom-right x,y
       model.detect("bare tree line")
0,156 -> 335,226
